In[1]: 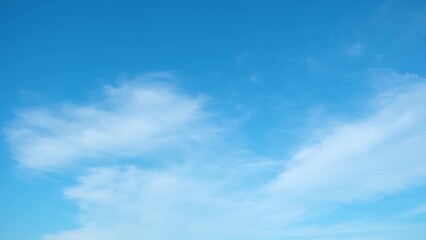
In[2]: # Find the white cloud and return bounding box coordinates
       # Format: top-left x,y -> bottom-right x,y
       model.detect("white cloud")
42,165 -> 263,240
266,72 -> 426,202
6,70 -> 426,239
5,73 -> 216,171
43,165 -> 426,240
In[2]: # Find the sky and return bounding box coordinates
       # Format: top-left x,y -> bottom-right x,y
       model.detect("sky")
1,0 -> 426,239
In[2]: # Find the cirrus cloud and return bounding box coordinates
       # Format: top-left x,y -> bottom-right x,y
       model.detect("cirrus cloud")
5,73 -> 217,172
5,70 -> 426,240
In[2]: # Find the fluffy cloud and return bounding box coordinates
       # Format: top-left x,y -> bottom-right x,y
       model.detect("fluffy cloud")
5,73 -> 216,171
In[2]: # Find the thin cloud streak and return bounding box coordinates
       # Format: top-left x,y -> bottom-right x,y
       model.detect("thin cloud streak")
267,74 -> 426,203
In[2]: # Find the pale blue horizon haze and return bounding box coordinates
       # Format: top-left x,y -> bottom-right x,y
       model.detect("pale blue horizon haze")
1,1 -> 426,239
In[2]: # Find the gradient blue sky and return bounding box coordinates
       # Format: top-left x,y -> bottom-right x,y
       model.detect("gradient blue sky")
1,1 -> 426,239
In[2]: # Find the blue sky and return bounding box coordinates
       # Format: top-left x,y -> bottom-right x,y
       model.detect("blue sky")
1,0 -> 426,239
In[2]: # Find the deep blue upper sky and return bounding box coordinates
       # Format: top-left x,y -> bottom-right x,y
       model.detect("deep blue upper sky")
2,0 -> 424,99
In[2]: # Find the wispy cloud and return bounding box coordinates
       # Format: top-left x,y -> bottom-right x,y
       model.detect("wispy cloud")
5,70 -> 426,239
5,73 -> 217,172
267,72 -> 426,203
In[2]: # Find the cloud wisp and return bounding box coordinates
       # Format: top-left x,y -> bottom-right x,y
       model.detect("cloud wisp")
5,70 -> 426,239
5,74 -> 216,172
267,76 -> 426,202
